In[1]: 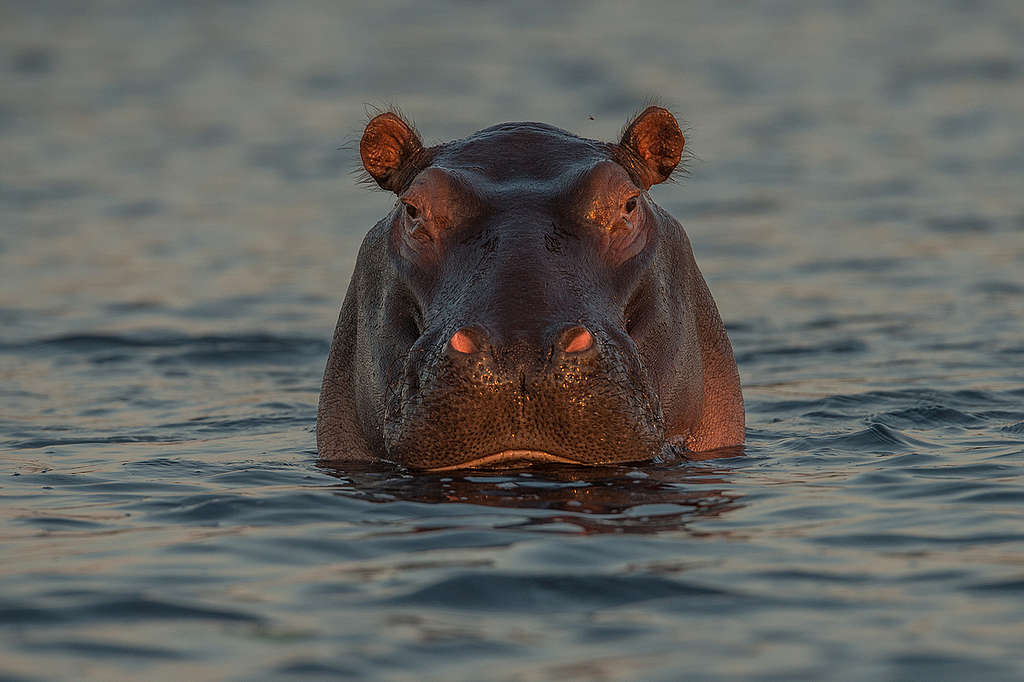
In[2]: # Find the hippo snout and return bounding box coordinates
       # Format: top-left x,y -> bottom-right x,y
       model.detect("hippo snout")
448,324 -> 595,360
384,321 -> 665,469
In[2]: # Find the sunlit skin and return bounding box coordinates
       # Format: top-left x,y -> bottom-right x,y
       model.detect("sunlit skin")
317,107 -> 744,468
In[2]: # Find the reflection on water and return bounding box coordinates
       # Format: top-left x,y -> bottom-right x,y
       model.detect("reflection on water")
2,0 -> 1024,679
321,461 -> 745,535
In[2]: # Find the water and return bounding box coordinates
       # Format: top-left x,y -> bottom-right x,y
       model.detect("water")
2,1 -> 1023,679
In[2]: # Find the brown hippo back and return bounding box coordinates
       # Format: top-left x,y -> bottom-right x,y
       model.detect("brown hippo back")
317,107 -> 744,468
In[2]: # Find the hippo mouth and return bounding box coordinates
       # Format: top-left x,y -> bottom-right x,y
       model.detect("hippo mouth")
425,449 -> 583,471
385,321 -> 667,470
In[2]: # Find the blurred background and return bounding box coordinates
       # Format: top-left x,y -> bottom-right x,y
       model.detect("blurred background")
4,1 -> 1022,344
2,2 -> 1024,679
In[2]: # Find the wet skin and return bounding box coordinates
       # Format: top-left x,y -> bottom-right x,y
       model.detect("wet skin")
317,107 -> 744,469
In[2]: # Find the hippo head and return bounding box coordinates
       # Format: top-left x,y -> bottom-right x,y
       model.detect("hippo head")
318,107 -> 744,469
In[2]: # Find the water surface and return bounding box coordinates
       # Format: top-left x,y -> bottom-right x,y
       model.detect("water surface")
2,1 -> 1024,679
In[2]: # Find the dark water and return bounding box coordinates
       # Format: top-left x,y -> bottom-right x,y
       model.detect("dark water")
3,1 -> 1024,679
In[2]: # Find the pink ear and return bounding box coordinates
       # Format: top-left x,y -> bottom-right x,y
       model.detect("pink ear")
620,106 -> 684,189
360,112 -> 423,192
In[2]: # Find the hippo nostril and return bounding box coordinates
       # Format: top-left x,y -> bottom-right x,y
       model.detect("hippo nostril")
561,326 -> 595,354
450,328 -> 479,354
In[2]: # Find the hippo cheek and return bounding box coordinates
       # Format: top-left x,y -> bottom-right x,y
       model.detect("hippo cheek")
381,351 -> 516,467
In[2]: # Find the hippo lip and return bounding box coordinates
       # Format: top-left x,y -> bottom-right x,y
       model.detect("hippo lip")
424,449 -> 582,471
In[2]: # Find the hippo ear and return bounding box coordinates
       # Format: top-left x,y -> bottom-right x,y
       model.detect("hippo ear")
360,112 -> 423,192
619,106 -> 685,188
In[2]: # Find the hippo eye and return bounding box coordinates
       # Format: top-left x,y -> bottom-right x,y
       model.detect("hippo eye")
624,196 -> 638,214
404,203 -> 419,219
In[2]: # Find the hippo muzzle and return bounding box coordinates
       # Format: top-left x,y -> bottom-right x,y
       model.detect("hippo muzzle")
385,315 -> 665,469
317,107 -> 745,468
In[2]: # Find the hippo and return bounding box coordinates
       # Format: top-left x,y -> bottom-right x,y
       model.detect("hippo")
317,106 -> 744,469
